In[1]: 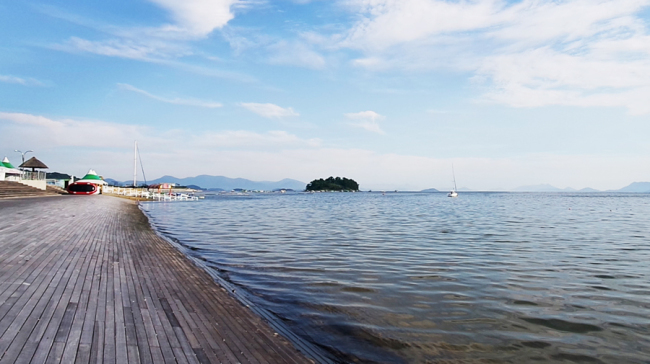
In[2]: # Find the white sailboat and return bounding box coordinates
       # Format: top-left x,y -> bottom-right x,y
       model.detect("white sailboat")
448,164 -> 458,198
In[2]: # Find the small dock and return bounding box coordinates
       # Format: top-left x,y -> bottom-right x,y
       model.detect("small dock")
0,196 -> 313,364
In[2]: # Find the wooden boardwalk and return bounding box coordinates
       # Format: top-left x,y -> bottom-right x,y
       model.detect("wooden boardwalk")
0,196 -> 314,364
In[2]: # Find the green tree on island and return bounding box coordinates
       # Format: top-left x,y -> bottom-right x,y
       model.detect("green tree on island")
306,177 -> 359,191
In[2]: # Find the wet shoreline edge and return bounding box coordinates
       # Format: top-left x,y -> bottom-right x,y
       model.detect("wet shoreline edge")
136,201 -> 335,364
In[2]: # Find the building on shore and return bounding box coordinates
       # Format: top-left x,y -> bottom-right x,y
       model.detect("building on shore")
46,172 -> 74,189
0,157 -> 23,182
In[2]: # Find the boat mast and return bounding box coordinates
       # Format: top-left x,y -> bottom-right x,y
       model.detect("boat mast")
133,141 -> 137,187
452,163 -> 457,192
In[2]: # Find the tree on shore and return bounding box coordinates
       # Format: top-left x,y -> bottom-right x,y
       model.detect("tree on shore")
306,177 -> 359,191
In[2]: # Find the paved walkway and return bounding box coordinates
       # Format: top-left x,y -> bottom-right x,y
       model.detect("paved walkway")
0,196 -> 313,364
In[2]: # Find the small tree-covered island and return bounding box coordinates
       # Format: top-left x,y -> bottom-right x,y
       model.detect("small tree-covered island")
306,177 -> 359,191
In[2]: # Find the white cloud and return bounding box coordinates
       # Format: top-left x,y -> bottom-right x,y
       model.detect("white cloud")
340,0 -> 650,114
0,111 -> 318,151
220,27 -> 331,70
193,130 -> 321,148
343,0 -> 649,50
342,0 -> 501,51
267,40 -> 327,69
487,0 -> 648,45
0,74 -> 44,86
475,45 -> 650,114
0,111 -> 323,179
147,0 -> 239,37
0,75 -> 29,85
46,1 -> 252,80
240,103 -> 300,118
118,83 -> 223,108
54,36 -> 190,61
53,36 -> 257,82
0,112 -> 149,149
0,112 -> 62,128
345,110 -> 386,134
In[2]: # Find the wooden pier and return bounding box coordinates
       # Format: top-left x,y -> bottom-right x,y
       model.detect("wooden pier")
0,196 -> 314,364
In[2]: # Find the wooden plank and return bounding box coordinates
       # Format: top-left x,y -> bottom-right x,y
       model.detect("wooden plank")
53,302 -> 78,343
114,225 -> 147,364
22,205 -> 95,363
0,225 -> 90,363
127,344 -> 141,364
44,342 -> 64,364
128,304 -> 154,364
0,241 -> 63,323
89,320 -> 103,363
35,216 -> 98,364
0,248 -> 77,363
114,261 -> 128,364
79,233 -> 106,347
102,235 -> 116,364
74,343 -> 91,364
8,242 -> 90,363
59,230 -> 102,364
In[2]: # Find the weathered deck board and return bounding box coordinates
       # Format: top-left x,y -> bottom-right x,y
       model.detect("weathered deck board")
0,196 -> 314,364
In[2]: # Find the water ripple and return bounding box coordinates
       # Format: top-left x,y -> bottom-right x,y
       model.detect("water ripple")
142,192 -> 650,363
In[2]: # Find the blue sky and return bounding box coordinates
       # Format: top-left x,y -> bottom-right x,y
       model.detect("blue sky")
1,0 -> 649,190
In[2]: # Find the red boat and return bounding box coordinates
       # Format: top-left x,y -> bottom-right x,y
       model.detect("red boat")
67,182 -> 100,195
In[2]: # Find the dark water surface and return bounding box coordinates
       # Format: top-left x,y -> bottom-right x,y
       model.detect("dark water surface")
141,193 -> 650,363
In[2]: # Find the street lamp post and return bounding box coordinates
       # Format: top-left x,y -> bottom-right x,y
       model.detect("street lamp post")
14,149 -> 33,165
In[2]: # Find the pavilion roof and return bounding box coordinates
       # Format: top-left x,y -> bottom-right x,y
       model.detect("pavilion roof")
19,157 -> 48,169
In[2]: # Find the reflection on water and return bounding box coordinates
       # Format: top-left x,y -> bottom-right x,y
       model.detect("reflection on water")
142,192 -> 650,363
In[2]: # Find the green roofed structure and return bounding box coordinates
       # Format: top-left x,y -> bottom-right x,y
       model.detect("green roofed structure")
0,157 -> 23,182
2,157 -> 17,169
77,169 -> 108,185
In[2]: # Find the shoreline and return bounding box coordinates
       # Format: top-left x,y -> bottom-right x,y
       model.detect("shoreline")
137,201 -> 333,364
0,195 -> 316,363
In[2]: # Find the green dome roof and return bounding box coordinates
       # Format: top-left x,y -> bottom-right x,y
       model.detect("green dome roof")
80,169 -> 103,181
1,157 -> 15,169
80,173 -> 102,180
77,169 -> 106,184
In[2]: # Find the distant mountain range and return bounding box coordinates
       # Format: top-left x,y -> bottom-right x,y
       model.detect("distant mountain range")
421,187 -> 470,192
612,182 -> 650,193
105,175 -> 306,191
417,182 -> 650,193
512,182 -> 650,193
513,184 -> 580,192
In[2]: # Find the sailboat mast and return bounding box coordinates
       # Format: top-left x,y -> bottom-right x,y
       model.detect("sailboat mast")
452,163 -> 457,191
133,141 -> 137,187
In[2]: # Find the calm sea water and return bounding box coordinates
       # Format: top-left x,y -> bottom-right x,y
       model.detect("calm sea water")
141,192 -> 650,363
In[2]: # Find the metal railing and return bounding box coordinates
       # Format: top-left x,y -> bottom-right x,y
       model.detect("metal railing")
21,171 -> 46,181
